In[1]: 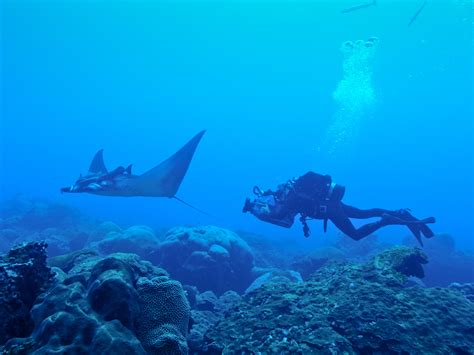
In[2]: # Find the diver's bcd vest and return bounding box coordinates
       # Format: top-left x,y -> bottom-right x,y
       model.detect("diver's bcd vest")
292,172 -> 332,215
292,172 -> 346,236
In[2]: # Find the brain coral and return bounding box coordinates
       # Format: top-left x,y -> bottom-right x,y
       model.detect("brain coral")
136,277 -> 190,354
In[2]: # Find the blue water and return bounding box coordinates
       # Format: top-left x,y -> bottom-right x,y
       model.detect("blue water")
1,0 -> 472,250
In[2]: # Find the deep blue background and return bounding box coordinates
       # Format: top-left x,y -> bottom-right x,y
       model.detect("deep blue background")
1,0 -> 472,250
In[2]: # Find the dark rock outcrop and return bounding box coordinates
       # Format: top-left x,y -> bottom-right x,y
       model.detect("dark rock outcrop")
205,246 -> 474,354
0,242 -> 54,345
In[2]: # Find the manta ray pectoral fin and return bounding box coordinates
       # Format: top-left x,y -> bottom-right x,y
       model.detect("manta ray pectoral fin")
132,130 -> 206,197
88,149 -> 108,174
125,164 -> 133,175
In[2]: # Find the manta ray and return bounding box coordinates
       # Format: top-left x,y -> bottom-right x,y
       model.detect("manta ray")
61,130 -> 206,200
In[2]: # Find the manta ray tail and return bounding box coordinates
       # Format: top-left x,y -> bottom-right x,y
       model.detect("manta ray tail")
174,196 -> 212,217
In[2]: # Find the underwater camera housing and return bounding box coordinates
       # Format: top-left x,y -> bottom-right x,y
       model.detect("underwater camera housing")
243,190 -> 294,228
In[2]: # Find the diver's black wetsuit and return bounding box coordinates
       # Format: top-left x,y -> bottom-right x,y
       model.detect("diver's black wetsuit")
329,203 -> 397,240
243,171 -> 435,243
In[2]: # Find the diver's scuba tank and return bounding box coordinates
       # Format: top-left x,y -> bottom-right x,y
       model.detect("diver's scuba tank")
327,182 -> 346,201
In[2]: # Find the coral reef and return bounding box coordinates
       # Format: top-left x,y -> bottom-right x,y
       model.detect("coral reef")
0,197 -> 81,231
2,248 -> 190,354
0,197 -> 94,256
449,282 -> 474,302
2,197 -> 473,354
151,226 -> 254,295
245,269 -> 303,294
235,230 -> 295,269
283,235 -> 389,281
187,290 -> 241,353
205,246 -> 474,354
332,233 -> 390,261
290,246 -> 346,280
0,242 -> 54,345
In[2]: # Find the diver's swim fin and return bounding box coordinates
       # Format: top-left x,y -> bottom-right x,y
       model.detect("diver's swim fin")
420,224 -> 435,238
405,225 -> 424,246
394,209 -> 436,238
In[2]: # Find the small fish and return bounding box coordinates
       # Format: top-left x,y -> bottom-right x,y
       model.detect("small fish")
341,0 -> 377,14
408,0 -> 428,26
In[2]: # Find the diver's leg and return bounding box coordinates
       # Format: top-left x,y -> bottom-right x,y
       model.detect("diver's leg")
340,204 -> 435,240
341,203 -> 391,219
329,204 -> 393,241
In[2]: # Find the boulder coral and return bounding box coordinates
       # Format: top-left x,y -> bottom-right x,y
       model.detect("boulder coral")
151,226 -> 254,295
90,225 -> 160,260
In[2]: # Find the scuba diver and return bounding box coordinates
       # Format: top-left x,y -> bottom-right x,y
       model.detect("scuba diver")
243,172 -> 436,245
